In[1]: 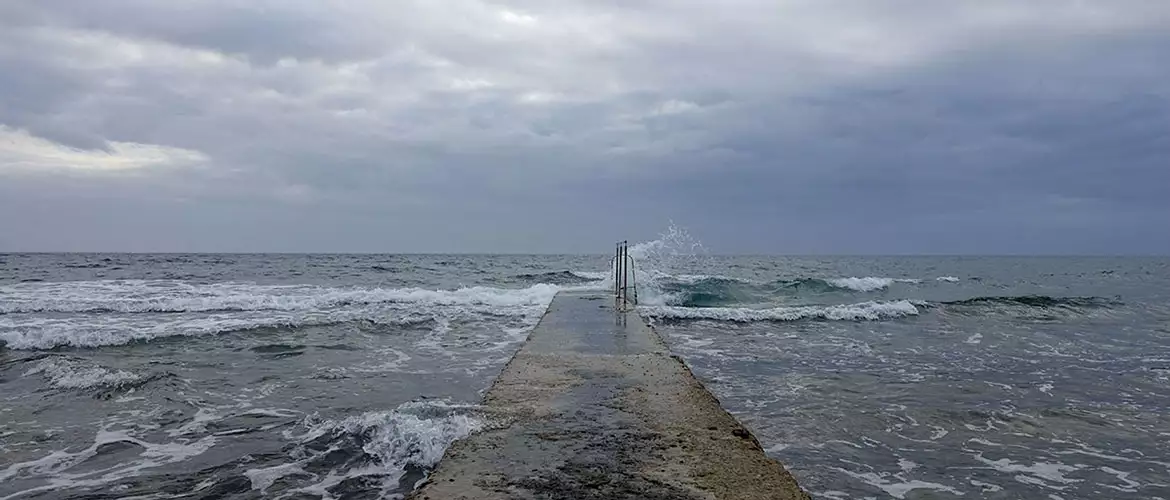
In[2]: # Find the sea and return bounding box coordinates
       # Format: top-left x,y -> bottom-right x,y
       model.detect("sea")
2,236 -> 1168,499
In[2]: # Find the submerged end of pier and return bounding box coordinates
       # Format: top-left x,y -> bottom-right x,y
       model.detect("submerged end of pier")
410,291 -> 809,500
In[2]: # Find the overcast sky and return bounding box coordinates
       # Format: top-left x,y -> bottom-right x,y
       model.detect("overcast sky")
1,1 -> 1167,254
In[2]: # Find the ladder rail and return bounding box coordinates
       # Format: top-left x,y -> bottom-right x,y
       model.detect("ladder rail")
613,241 -> 638,310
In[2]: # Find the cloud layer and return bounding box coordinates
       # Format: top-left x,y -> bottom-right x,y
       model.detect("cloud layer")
1,1 -> 1167,253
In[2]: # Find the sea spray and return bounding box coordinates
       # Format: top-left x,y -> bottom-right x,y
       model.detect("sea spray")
622,224 -> 713,306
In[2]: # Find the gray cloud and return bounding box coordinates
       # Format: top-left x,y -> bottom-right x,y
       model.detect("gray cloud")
0,0 -> 1167,253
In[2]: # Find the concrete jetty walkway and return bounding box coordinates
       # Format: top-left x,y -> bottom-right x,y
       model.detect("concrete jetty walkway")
410,291 -> 809,500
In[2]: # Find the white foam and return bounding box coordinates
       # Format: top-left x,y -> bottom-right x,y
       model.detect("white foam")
267,399 -> 485,496
0,429 -> 217,499
970,479 -> 1004,492
937,276 -> 961,282
23,357 -> 142,390
1100,467 -> 1142,492
239,408 -> 302,419
965,333 -> 983,344
929,426 -> 949,440
974,454 -> 1082,487
827,277 -> 895,292
640,300 -> 921,322
290,466 -> 384,500
832,467 -> 963,498
322,406 -> 482,470
169,407 -> 224,437
1050,442 -> 1170,470
244,463 -> 308,493
0,281 -> 581,349
350,347 -> 413,373
763,443 -> 790,455
0,280 -> 565,314
3,313 -> 341,350
673,274 -> 753,284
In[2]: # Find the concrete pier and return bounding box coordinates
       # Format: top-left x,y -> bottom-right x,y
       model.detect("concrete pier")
410,292 -> 809,500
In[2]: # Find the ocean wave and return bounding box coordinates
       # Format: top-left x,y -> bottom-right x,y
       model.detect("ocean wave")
636,274 -> 922,308
511,271 -> 602,285
571,270 -> 611,281
0,429 -> 218,491
668,274 -> 754,285
640,293 -> 1123,324
775,277 -> 919,293
646,275 -> 766,307
0,303 -> 536,350
942,296 -> 1121,309
641,300 -> 922,322
23,355 -> 144,391
0,281 -> 595,350
824,277 -> 898,292
0,280 -> 568,315
63,263 -> 107,269
252,400 -> 486,497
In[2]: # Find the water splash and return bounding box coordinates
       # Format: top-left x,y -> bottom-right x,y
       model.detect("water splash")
621,223 -> 711,305
626,223 -> 708,270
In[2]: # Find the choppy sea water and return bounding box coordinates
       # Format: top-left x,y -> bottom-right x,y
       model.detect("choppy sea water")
2,248 -> 1168,499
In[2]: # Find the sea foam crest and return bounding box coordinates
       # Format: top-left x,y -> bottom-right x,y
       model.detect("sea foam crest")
826,277 -> 896,292
0,429 -> 217,492
23,356 -> 143,390
0,281 -> 568,314
640,300 -> 921,322
310,400 -> 483,472
0,281 -> 600,350
253,400 -> 485,496
672,274 -> 754,285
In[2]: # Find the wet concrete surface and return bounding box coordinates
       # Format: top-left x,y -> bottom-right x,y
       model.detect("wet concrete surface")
409,292 -> 810,500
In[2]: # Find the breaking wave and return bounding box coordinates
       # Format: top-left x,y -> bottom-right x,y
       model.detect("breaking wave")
642,300 -> 923,322
641,294 -> 1124,323
0,280 -> 569,315
24,355 -> 143,390
0,312 -> 442,350
252,400 -> 486,498
650,275 -> 766,308
639,274 -> 924,307
510,271 -> 603,285
825,277 -> 902,292
0,280 -> 604,350
0,399 -> 488,498
0,429 -> 219,495
19,355 -> 172,398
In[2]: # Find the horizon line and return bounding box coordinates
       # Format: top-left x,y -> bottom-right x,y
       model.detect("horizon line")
1,251 -> 1168,258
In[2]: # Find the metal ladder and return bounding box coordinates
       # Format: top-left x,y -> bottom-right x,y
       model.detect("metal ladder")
613,240 -> 638,311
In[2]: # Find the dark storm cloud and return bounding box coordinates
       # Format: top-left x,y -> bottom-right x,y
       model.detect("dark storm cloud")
0,0 -> 1167,253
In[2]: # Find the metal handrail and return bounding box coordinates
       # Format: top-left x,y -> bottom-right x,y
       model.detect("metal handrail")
613,241 -> 638,310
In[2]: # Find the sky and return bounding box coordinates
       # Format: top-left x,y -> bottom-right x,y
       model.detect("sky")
0,1 -> 1167,254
